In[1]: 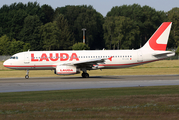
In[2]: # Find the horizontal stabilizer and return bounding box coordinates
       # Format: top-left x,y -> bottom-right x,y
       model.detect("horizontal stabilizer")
152,51 -> 175,57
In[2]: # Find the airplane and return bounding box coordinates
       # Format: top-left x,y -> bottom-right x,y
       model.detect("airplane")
3,22 -> 175,79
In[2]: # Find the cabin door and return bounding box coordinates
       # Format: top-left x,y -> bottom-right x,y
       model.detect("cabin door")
24,52 -> 30,64
137,52 -> 143,62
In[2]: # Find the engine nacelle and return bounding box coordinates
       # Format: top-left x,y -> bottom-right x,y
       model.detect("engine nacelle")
55,65 -> 80,75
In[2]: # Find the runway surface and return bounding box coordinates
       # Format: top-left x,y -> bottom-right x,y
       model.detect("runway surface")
0,75 -> 179,93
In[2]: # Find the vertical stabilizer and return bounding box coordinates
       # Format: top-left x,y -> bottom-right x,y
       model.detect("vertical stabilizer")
141,22 -> 172,51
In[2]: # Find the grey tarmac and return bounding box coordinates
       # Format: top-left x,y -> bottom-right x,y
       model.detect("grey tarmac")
0,75 -> 179,93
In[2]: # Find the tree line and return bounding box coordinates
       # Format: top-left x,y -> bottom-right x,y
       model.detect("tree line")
0,2 -> 179,55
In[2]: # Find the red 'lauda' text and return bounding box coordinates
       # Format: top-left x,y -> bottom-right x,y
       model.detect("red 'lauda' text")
31,53 -> 79,62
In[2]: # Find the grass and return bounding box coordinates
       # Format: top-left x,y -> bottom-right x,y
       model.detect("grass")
0,86 -> 179,119
1,60 -> 179,119
1,60 -> 179,78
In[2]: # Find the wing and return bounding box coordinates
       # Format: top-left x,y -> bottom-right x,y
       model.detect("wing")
58,57 -> 113,69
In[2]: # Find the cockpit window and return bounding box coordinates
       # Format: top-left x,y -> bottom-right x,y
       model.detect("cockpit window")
10,56 -> 18,59
10,56 -> 15,59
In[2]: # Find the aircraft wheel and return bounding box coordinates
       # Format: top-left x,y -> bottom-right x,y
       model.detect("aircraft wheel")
25,70 -> 29,79
85,73 -> 89,78
25,75 -> 29,79
82,73 -> 89,78
82,73 -> 85,78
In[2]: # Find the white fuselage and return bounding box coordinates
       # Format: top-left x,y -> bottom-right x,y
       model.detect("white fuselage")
3,49 -> 174,70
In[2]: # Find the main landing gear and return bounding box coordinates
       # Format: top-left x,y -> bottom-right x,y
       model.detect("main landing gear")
82,72 -> 89,78
25,70 -> 29,79
81,68 -> 89,78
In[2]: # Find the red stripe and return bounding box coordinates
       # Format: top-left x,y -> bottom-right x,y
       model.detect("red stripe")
149,22 -> 171,51
4,59 -> 164,69
57,72 -> 76,74
4,65 -> 57,68
98,59 -> 164,67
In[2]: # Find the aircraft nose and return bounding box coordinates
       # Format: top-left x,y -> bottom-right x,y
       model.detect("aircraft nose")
3,60 -> 11,67
3,60 -> 7,67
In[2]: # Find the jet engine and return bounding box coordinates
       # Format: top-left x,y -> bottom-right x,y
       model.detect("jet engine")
55,65 -> 80,75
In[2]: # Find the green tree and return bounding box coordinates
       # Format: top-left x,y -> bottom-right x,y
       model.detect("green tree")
114,17 -> 140,49
19,15 -> 42,50
175,46 -> 179,59
25,2 -> 44,22
72,42 -> 90,50
55,14 -> 74,50
167,7 -> 179,48
40,22 -> 58,50
6,9 -> 28,40
55,5 -> 104,49
0,3 -> 27,38
0,27 -> 2,36
9,39 -> 24,55
74,9 -> 104,49
103,16 -> 140,49
106,4 -> 166,47
41,4 -> 54,24
23,43 -> 31,52
0,35 -> 25,55
103,17 -> 115,49
0,35 -> 11,55
0,2 -> 46,39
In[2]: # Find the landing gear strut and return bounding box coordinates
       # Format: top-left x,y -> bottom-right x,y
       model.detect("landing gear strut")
81,68 -> 89,78
25,70 -> 29,79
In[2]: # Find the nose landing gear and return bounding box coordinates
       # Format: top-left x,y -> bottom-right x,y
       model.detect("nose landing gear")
25,70 -> 29,79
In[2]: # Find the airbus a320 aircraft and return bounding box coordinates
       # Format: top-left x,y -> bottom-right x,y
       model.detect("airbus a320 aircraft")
3,22 -> 175,79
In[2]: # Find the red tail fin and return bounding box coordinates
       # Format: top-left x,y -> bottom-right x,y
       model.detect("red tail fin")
141,22 -> 172,51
